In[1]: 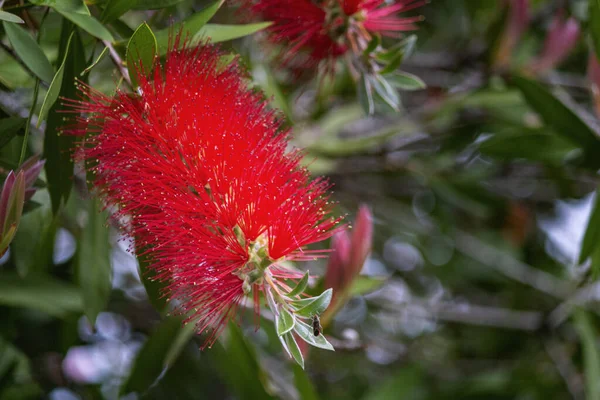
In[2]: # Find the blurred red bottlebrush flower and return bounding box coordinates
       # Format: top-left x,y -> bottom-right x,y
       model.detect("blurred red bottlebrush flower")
64,39 -> 341,347
244,0 -> 425,73
528,13 -> 580,74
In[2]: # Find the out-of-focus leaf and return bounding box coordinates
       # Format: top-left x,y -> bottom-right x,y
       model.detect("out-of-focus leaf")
0,11 -> 24,24
580,189 -> 600,267
349,276 -> 385,296
293,363 -> 319,400
32,0 -> 90,14
276,307 -> 295,336
194,22 -> 272,43
121,317 -> 185,395
478,129 -> 579,164
291,288 -> 332,317
358,73 -> 375,115
372,75 -> 400,111
284,333 -> 304,369
101,0 -> 137,22
361,367 -> 426,400
44,22 -> 85,214
574,311 -> 600,400
132,0 -> 185,9
0,117 -> 25,149
37,32 -> 72,127
76,198 -> 111,325
11,205 -> 57,277
590,0 -> 600,62
211,323 -> 275,400
153,0 -> 224,53
2,21 -> 54,83
58,11 -> 114,42
126,23 -> 157,88
0,273 -> 82,317
385,71 -> 426,91
512,75 -> 600,168
137,250 -> 168,313
163,321 -> 197,367
82,46 -> 108,75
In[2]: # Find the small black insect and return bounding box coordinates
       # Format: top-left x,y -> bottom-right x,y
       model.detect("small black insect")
312,314 -> 323,336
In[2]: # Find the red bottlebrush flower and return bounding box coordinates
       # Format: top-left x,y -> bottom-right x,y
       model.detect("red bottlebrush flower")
244,0 -> 424,73
65,39 -> 341,346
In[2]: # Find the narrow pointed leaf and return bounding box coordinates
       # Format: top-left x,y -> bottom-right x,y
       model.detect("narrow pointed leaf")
291,288 -> 332,317
0,11 -> 24,24
58,11 -> 114,42
101,0 -> 138,22
287,271 -> 309,297
284,333 -> 304,369
126,23 -> 157,88
294,320 -> 335,351
580,189 -> 600,264
276,307 -> 295,336
194,22 -> 272,43
2,21 -> 54,82
0,117 -> 26,149
37,33 -> 72,127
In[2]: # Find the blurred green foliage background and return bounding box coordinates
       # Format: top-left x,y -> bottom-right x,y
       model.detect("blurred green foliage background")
2,0 -> 600,399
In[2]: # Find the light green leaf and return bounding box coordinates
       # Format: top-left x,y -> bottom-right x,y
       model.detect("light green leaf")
574,311 -> 600,400
37,32 -> 73,127
291,289 -> 332,317
293,363 -> 320,400
287,271 -> 309,297
195,22 -> 272,44
284,333 -> 304,369
293,320 -> 334,351
0,10 -> 24,24
153,0 -> 224,53
580,189 -> 600,265
358,73 -> 375,115
77,198 -> 111,325
82,46 -> 109,75
127,23 -> 157,88
276,307 -> 295,336
58,11 -> 114,42
2,21 -> 54,82
385,71 -> 426,91
0,273 -> 83,317
349,276 -> 385,296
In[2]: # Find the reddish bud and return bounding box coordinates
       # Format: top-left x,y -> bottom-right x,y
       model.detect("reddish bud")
528,14 -> 580,74
0,170 -> 26,257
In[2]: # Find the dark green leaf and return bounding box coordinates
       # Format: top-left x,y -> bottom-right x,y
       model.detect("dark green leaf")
0,273 -> 82,317
32,0 -> 90,14
76,198 -> 111,325
132,0 -> 185,9
127,23 -> 157,88
101,0 -> 137,23
37,32 -> 72,127
579,189 -> 600,265
276,307 -> 295,336
363,35 -> 381,56
2,21 -> 54,82
293,320 -> 334,351
0,11 -> 24,24
122,317 -> 184,395
512,75 -> 600,168
574,311 -> 600,400
0,117 -> 25,149
12,205 -> 58,277
284,333 -> 304,369
291,288 -> 332,317
287,271 -> 309,297
154,0 -> 224,53
137,250 -> 169,313
385,71 -> 426,91
58,11 -> 114,42
293,363 -> 319,400
44,22 -> 85,214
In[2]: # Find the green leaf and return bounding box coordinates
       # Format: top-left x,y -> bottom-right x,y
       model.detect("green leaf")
121,317 -> 185,395
58,11 -> 114,42
0,273 -> 83,317
291,289 -> 332,317
284,333 -> 304,369
287,271 -> 309,297
132,0 -> 185,9
2,21 -> 54,82
349,276 -> 385,296
76,198 -> 111,325
579,189 -> 600,265
44,22 -> 85,214
163,321 -> 197,367
293,320 -> 334,351
512,75 -> 600,168
37,32 -> 72,128
0,117 -> 25,149
82,46 -> 109,75
194,22 -> 272,44
32,0 -> 90,14
137,250 -> 169,313
0,11 -> 24,24
574,311 -> 600,400
154,0 -> 224,53
276,307 -> 295,336
358,74 -> 375,115
101,0 -> 137,23
591,0 -> 600,62
371,75 -> 399,111
293,363 -> 319,400
127,23 -> 157,88
385,71 -> 426,91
